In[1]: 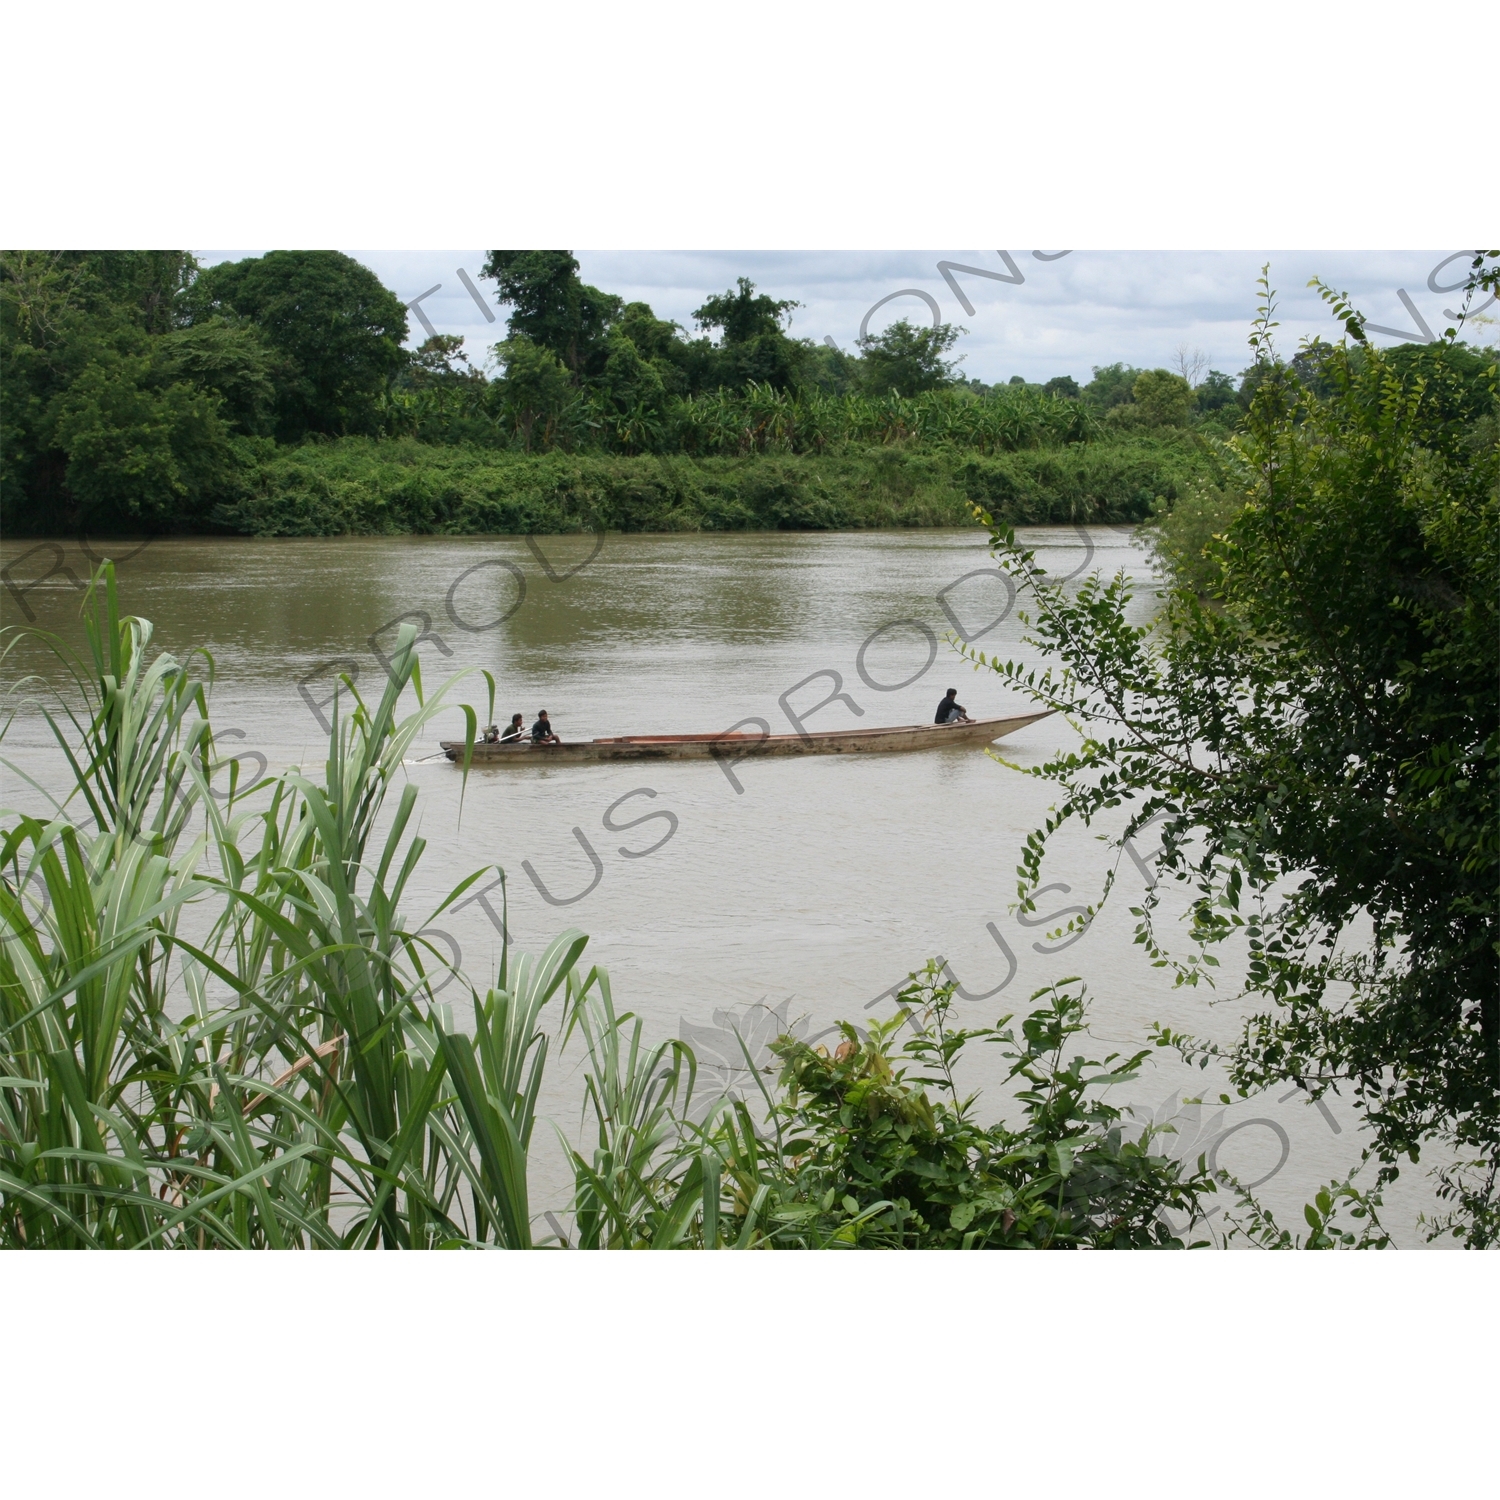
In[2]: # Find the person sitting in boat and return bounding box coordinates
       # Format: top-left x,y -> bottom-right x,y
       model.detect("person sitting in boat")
531,710 -> 561,745
935,688 -> 973,725
499,713 -> 525,743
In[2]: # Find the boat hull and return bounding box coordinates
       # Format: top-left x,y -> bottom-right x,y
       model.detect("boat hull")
440,711 -> 1053,765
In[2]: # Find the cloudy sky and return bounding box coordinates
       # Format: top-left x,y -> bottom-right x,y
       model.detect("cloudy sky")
198,249 -> 1493,387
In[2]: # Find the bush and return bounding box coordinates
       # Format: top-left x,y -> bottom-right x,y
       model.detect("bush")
1144,481 -> 1247,595
966,275 -> 1500,1245
724,964 -> 1217,1248
956,434 -> 1209,524
210,435 -> 1216,536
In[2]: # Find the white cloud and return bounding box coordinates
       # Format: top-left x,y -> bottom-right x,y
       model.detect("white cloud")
196,249 -> 1489,385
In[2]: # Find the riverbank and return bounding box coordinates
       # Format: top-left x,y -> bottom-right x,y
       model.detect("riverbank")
200,434 -> 1210,537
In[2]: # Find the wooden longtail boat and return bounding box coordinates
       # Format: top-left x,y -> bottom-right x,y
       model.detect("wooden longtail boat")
439,711 -> 1053,765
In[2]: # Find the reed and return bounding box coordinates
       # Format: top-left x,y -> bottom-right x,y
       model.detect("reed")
0,563 -> 594,1247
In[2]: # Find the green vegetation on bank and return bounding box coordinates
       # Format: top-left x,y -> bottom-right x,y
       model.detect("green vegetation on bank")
5,248 -> 1252,538
1143,332 -> 1500,594
977,264 -> 1500,1245
216,432 -> 1213,535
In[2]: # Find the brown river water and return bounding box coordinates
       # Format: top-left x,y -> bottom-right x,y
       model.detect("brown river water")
0,527 -> 1441,1240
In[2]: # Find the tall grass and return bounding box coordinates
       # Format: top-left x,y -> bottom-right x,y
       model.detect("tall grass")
0,564 -> 601,1246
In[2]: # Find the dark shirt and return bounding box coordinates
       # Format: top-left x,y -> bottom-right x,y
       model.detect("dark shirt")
935,697 -> 966,724
499,725 -> 523,743
531,718 -> 554,742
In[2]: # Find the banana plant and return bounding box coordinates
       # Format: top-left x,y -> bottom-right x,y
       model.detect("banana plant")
0,563 -> 522,1248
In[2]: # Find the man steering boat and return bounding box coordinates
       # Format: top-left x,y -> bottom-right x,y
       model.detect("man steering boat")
934,688 -> 973,726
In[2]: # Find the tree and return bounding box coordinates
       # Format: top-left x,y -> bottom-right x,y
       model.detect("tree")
402,333 -> 476,385
690,277 -> 809,392
1174,343 -> 1209,386
732,965 -> 1216,1248
614,301 -> 686,373
1082,362 -> 1142,412
481,251 -> 621,381
1380,339 -> 1497,428
1195,369 -> 1238,415
494,336 -> 575,450
48,353 -> 243,526
18,250 -> 199,336
967,270 -> 1499,1244
187,251 -> 408,441
857,318 -> 963,396
1043,374 -> 1081,399
155,319 -> 276,435
1116,368 -> 1195,427
1,251 -> 258,532
693,276 -> 798,346
801,339 -> 861,394
593,332 -> 669,451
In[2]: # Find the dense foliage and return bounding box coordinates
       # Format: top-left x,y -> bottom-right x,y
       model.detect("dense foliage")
388,365 -> 1098,456
207,428 -> 1208,537
969,265 -> 1499,1245
1,252 -> 271,532
731,964 -> 1215,1248
186,250 -> 409,442
2,248 -> 1237,538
